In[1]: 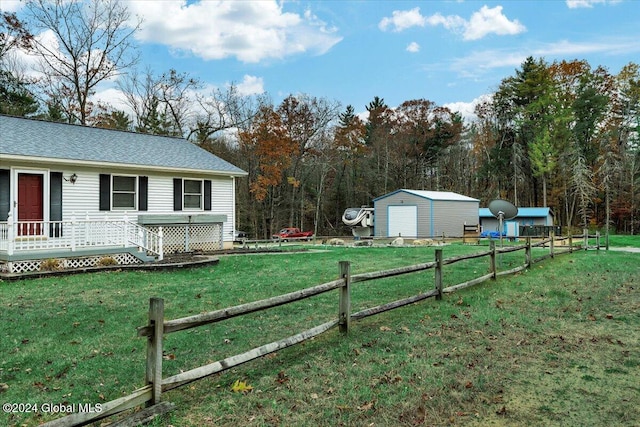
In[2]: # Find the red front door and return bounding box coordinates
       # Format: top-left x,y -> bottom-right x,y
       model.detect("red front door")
18,173 -> 44,236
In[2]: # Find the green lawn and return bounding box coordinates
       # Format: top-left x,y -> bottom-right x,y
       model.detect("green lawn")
1,237 -> 638,426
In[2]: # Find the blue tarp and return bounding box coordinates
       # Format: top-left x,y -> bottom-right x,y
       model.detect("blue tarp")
480,230 -> 504,239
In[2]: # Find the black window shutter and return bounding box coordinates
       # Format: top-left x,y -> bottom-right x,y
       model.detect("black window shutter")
50,172 -> 63,237
0,169 -> 10,221
204,180 -> 212,211
99,174 -> 111,211
138,176 -> 148,211
173,178 -> 182,211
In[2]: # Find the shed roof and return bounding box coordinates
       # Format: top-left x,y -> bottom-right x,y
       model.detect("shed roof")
479,207 -> 553,218
374,189 -> 480,202
0,115 -> 246,176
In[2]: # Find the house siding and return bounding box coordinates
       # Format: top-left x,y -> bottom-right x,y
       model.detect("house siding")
211,176 -> 235,242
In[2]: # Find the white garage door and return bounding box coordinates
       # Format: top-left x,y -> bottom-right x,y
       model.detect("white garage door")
388,205 -> 417,238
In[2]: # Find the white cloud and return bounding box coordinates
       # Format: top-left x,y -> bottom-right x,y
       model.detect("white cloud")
128,1 -> 342,63
426,13 -> 467,34
380,5 -> 525,40
379,7 -> 426,32
236,75 -> 264,96
406,42 -> 420,53
566,0 -> 621,8
463,6 -> 526,41
0,0 -> 23,13
444,94 -> 492,123
448,37 -> 640,80
91,87 -> 133,116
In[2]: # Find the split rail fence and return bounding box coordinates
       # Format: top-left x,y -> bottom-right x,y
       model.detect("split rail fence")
42,231 -> 599,427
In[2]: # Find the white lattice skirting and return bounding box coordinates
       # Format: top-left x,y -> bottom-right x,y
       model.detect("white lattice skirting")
0,253 -> 142,274
147,223 -> 223,254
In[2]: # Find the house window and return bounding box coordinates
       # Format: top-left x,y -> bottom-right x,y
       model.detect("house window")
183,179 -> 202,209
112,176 -> 136,210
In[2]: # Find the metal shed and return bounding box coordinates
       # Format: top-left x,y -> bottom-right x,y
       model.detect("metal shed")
373,189 -> 480,238
479,207 -> 554,233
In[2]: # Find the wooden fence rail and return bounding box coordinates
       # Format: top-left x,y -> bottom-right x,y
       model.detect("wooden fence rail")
42,234 -> 591,427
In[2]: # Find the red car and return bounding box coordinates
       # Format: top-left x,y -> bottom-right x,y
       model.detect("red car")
272,227 -> 314,241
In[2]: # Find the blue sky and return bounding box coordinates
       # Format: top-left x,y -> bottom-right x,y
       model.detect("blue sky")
4,0 -> 640,120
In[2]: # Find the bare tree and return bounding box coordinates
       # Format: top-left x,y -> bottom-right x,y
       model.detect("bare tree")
192,83 -> 265,143
118,67 -> 199,136
1,12 -> 33,63
25,0 -> 140,124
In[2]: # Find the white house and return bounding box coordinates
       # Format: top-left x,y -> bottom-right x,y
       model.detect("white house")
0,115 -> 246,273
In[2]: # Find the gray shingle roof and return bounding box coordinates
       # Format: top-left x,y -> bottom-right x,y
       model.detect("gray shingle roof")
0,115 -> 246,176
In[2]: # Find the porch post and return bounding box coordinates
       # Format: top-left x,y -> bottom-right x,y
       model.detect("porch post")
123,212 -> 129,247
158,227 -> 164,261
85,212 -> 90,246
7,212 -> 14,256
71,212 -> 76,252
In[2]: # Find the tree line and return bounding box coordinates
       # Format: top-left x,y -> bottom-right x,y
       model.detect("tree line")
2,1 -> 639,238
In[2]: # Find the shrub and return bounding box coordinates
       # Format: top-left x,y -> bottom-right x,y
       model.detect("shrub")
97,256 -> 118,267
40,258 -> 61,271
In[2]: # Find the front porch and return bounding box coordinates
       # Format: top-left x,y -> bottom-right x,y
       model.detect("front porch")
0,213 -> 163,274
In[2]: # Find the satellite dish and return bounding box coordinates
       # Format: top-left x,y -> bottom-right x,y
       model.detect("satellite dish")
488,199 -> 518,220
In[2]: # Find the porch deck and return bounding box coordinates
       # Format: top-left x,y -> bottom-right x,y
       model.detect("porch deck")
0,214 -> 163,273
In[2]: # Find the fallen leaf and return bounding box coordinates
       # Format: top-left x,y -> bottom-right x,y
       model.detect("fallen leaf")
358,400 -> 376,411
231,379 -> 253,394
380,326 -> 392,332
275,371 -> 289,384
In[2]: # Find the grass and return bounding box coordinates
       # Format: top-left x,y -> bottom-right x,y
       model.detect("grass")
0,237 -> 638,426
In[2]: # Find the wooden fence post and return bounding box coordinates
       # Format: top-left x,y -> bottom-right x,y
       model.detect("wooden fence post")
550,230 -> 555,258
435,248 -> 443,300
583,228 -> 588,250
339,261 -> 351,334
596,231 -> 600,251
146,297 -> 164,406
568,233 -> 573,254
489,240 -> 496,279
525,236 -> 532,268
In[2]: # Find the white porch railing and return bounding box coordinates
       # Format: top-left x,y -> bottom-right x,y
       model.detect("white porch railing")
0,212 -> 163,261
